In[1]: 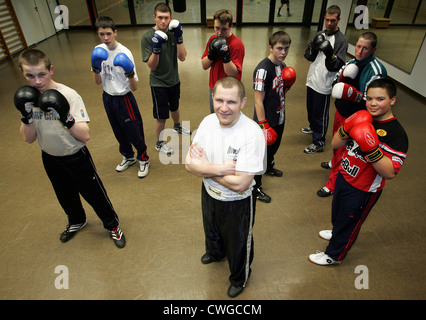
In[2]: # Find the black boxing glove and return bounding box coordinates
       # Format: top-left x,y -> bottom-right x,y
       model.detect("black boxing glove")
39,89 -> 75,129
212,38 -> 231,63
14,86 -> 40,124
207,37 -> 218,61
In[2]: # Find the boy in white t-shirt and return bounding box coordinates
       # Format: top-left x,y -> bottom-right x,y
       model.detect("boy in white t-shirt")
185,77 -> 266,298
92,16 -> 149,178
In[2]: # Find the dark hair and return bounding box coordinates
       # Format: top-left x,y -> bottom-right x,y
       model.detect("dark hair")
326,5 -> 341,19
95,16 -> 116,31
360,31 -> 378,48
154,2 -> 171,15
367,78 -> 397,98
269,31 -> 291,47
18,49 -> 51,70
214,9 -> 233,26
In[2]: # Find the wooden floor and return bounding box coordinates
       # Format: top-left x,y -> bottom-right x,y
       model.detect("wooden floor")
0,25 -> 425,302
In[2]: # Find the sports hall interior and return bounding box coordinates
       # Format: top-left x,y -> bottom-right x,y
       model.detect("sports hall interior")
0,0 -> 425,301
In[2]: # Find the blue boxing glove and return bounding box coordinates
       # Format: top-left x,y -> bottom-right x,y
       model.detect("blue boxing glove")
169,19 -> 183,44
91,47 -> 108,73
151,30 -> 168,54
113,53 -> 135,78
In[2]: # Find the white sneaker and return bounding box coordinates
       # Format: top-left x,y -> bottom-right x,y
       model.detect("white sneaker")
155,141 -> 174,155
319,230 -> 332,241
173,124 -> 191,135
116,157 -> 136,172
308,251 -> 340,266
138,160 -> 149,178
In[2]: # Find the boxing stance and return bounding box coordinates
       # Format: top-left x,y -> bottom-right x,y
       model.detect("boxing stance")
252,31 -> 295,203
201,9 -> 245,113
317,32 -> 387,197
309,78 -> 408,265
16,49 -> 126,248
141,2 -> 189,156
302,5 -> 348,154
92,16 -> 149,178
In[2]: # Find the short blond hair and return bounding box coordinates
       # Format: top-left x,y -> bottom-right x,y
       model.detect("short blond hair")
213,77 -> 245,100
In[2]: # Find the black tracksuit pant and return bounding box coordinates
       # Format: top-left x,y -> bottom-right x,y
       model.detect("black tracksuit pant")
201,186 -> 256,286
42,146 -> 119,230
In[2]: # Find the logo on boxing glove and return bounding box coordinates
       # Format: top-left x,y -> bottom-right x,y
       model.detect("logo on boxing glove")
364,131 -> 377,148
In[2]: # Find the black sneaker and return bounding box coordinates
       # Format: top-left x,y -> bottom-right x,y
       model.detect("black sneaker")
255,187 -> 271,203
109,226 -> 126,248
60,222 -> 87,243
265,167 -> 283,177
301,127 -> 314,134
304,143 -> 324,154
227,283 -> 244,298
321,161 -> 332,169
317,186 -> 333,197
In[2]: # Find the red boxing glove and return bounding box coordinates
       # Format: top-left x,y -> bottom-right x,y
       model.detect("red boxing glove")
350,122 -> 384,163
282,67 -> 296,89
332,82 -> 363,103
338,63 -> 359,82
258,120 -> 277,146
338,110 -> 373,140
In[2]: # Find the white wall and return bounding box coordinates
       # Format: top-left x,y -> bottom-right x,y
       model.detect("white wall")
12,0 -> 56,46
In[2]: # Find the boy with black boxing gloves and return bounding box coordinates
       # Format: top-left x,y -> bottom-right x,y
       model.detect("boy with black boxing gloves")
201,9 -> 245,113
309,78 -> 408,265
16,49 -> 126,248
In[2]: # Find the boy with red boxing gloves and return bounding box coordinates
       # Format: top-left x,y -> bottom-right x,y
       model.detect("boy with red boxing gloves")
309,78 -> 408,265
317,32 -> 387,197
252,31 -> 295,203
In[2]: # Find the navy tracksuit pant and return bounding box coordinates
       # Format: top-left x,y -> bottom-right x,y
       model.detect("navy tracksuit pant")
326,172 -> 382,261
102,91 -> 148,161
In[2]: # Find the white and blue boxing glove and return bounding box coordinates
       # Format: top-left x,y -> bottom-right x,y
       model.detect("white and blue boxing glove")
151,30 -> 168,54
169,19 -> 183,44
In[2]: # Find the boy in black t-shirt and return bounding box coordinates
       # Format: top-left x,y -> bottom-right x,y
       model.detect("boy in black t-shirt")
309,78 -> 408,265
252,31 -> 295,203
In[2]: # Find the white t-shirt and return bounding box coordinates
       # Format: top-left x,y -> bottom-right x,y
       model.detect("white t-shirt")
33,83 -> 90,156
96,43 -> 138,96
192,112 -> 266,201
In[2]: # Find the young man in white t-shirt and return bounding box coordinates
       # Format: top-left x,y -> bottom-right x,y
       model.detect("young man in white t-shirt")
185,77 -> 266,298
92,16 -> 149,178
